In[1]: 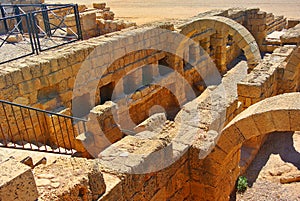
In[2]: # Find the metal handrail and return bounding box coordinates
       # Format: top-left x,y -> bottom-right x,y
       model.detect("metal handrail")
0,14 -> 35,65
0,100 -> 87,122
0,99 -> 87,155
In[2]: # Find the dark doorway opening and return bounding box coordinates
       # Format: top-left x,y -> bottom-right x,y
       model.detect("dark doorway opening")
100,82 -> 115,104
158,57 -> 173,76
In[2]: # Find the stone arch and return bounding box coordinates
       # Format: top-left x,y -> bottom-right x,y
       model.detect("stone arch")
198,92 -> 300,199
178,16 -> 261,71
219,92 -> 300,152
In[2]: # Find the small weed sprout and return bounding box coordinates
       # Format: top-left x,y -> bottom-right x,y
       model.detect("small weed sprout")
237,176 -> 248,193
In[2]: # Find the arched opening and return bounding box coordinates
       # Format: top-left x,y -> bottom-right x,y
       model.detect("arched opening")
178,16 -> 262,73
195,93 -> 300,200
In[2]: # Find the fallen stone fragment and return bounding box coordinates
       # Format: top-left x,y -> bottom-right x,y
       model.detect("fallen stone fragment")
280,172 -> 300,184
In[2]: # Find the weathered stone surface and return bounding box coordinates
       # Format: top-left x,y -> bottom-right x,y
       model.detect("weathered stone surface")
6,34 -> 22,43
0,158 -> 38,201
281,24 -> 300,44
0,6 -> 299,201
280,172 -> 300,184
134,113 -> 167,133
33,158 -> 106,201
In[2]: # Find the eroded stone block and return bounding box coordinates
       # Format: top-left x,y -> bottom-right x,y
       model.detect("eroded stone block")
0,158 -> 38,201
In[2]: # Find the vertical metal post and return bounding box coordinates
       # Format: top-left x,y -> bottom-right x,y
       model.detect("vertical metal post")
64,118 -> 73,154
41,4 -> 51,37
29,12 -> 39,54
20,108 -> 32,149
11,105 -> 24,147
25,14 -> 35,54
50,114 -> 61,153
14,5 -> 23,34
57,116 -> 67,153
0,5 -> 9,33
73,4 -> 82,40
2,103 -> 16,148
28,109 -> 39,147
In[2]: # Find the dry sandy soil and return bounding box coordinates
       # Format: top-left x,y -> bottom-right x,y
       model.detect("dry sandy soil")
235,132 -> 300,201
47,0 -> 300,25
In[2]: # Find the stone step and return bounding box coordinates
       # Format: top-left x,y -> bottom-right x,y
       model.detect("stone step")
24,143 -> 39,150
53,147 -> 76,155
38,145 -> 53,152
1,139 -> 77,158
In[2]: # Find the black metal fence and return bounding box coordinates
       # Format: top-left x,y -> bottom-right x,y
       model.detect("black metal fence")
0,13 -> 35,64
0,99 -> 87,155
0,4 -> 82,65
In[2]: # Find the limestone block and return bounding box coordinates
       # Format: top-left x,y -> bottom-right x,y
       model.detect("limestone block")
93,3 -> 106,10
6,34 -> 22,43
252,111 -> 276,134
202,146 -> 228,172
287,19 -> 300,29
7,67 -> 23,85
47,70 -> 65,84
217,125 -> 243,154
289,109 -> 300,131
98,173 -> 123,201
237,82 -> 262,98
165,164 -> 189,199
81,11 -> 97,31
271,110 -> 290,131
0,73 -> 7,89
280,24 -> 300,44
18,78 -> 41,95
280,172 -> 300,184
0,158 -> 38,201
34,158 -> 106,200
103,11 -> 114,20
134,113 -> 167,133
46,107 -> 78,150
234,116 -> 261,140
99,135 -> 173,174
84,102 -> 123,155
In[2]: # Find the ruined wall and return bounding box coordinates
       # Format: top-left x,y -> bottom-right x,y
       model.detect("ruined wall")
0,25 -> 190,151
64,3 -> 135,39
0,7 -> 299,201
238,45 -> 296,109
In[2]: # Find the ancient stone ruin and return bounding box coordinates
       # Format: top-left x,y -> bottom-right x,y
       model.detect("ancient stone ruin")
0,1 -> 300,200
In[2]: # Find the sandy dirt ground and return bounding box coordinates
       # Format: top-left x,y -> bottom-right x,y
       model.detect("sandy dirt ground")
235,132 -> 300,201
47,0 -> 300,25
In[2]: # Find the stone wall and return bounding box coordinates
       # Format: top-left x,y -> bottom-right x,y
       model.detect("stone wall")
0,1 -> 135,40
64,3 -> 136,39
0,7 -> 300,201
238,45 -> 296,109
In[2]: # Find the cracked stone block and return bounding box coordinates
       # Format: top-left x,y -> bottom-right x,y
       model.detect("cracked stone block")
0,158 -> 38,201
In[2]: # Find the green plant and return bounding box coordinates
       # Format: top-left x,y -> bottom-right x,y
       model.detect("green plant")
237,176 -> 248,193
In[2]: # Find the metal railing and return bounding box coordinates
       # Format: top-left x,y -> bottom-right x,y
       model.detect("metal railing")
0,99 -> 87,155
0,4 -> 82,65
0,14 -> 35,64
